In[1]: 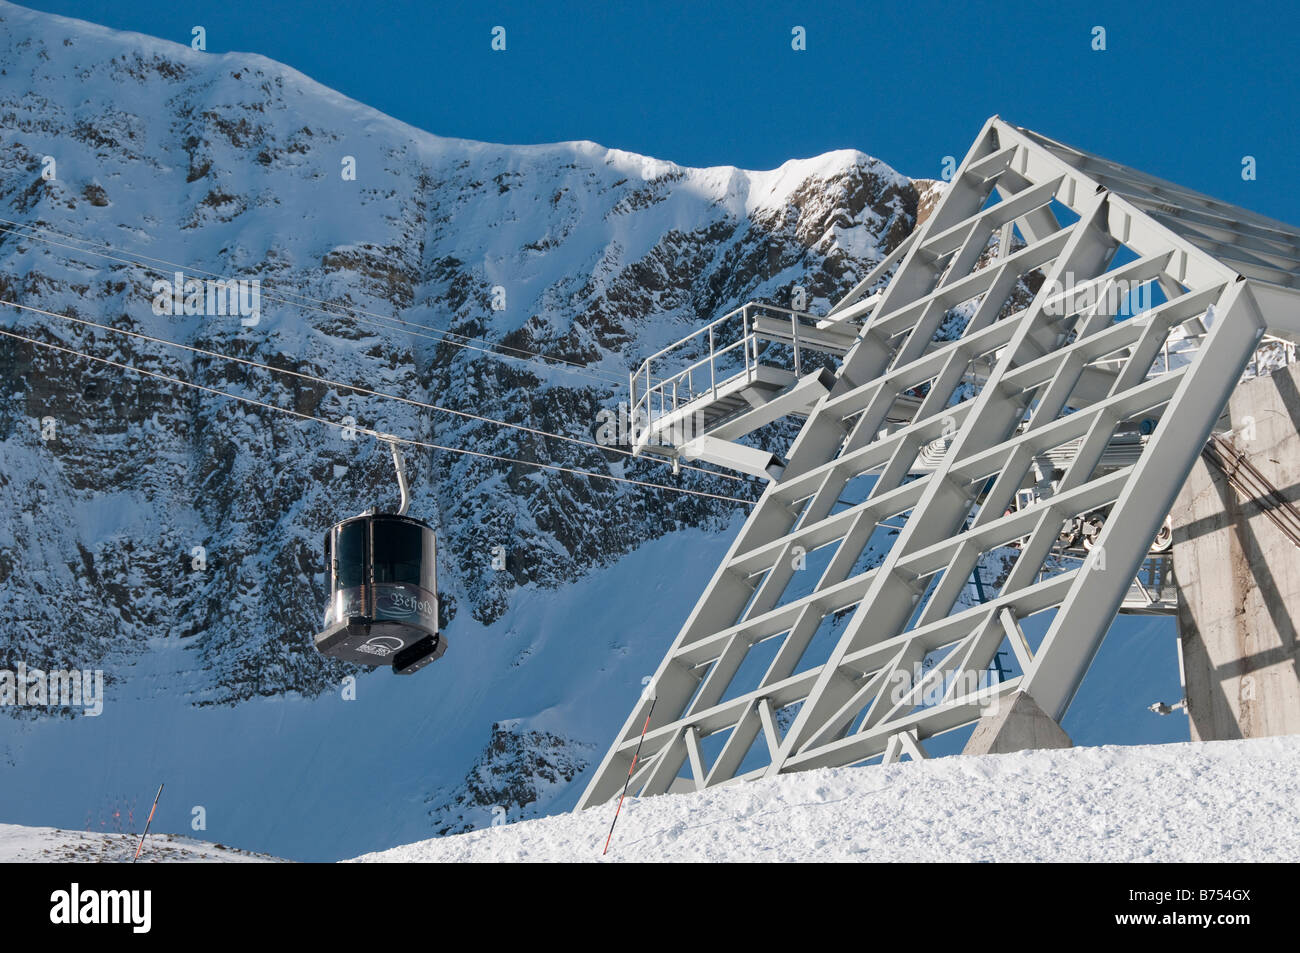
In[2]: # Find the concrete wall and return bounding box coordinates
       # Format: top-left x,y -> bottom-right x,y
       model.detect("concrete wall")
1170,361 -> 1300,741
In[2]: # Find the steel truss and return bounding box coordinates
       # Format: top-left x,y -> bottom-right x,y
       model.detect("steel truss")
578,117 -> 1300,809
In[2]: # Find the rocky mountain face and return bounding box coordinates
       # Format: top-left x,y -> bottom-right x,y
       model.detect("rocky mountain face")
425,720 -> 595,835
0,2 -> 951,850
0,0 -> 938,702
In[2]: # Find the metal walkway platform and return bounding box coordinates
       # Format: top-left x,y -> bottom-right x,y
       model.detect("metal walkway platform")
630,301 -> 905,479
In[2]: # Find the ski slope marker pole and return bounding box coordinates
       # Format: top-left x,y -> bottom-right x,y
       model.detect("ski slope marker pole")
133,783 -> 164,863
603,696 -> 656,856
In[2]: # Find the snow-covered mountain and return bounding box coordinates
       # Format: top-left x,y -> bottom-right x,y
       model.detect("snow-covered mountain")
0,0 -> 935,690
0,2 -> 1188,861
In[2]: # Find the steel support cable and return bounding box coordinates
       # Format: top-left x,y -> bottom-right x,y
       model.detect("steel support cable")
0,297 -> 753,487
1202,433 -> 1300,549
0,323 -> 757,506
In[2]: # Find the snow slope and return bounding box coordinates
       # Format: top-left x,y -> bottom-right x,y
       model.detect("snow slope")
354,735 -> 1300,863
0,822 -> 283,862
0,521 -> 746,861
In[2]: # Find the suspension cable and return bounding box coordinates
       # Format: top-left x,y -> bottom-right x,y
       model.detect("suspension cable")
0,297 -> 750,485
0,324 -> 756,506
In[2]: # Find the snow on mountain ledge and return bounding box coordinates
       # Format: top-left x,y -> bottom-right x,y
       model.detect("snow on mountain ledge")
352,736 -> 1300,863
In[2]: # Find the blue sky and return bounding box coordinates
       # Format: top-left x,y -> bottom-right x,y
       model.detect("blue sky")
16,0 -> 1300,225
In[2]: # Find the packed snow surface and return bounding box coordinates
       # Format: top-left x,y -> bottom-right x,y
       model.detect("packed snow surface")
352,736 -> 1300,863
0,824 -> 283,862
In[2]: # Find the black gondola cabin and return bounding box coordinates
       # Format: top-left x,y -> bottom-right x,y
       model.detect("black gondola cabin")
314,512 -> 446,674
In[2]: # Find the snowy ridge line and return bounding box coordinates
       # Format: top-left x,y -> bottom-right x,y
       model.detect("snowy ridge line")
0,320 -> 757,505
0,217 -> 627,385
0,1 -> 906,218
0,296 -> 754,487
351,736 -> 1300,863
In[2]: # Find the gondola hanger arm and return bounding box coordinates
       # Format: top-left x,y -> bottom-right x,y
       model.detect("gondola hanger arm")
377,434 -> 410,517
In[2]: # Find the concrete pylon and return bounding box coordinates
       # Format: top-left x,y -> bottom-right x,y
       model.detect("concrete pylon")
1169,361 -> 1300,741
962,691 -> 1073,756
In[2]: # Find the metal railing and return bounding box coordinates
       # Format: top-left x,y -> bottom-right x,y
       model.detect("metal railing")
629,301 -> 830,436
626,293 -> 1297,453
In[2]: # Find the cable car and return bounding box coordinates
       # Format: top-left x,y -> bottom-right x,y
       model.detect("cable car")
314,440 -> 446,675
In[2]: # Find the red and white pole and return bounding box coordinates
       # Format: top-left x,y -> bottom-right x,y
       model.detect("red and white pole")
133,783 -> 164,863
602,697 -> 656,856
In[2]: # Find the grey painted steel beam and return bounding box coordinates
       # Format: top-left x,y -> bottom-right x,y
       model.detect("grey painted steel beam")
576,116 -> 1300,812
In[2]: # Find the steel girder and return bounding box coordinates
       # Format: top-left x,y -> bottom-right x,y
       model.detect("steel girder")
577,117 -> 1300,811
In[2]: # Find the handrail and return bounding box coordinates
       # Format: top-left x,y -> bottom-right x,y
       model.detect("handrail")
637,302 -> 751,368
629,301 -> 834,438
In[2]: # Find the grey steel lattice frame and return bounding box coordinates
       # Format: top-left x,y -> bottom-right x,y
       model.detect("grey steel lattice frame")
578,117 -> 1300,810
